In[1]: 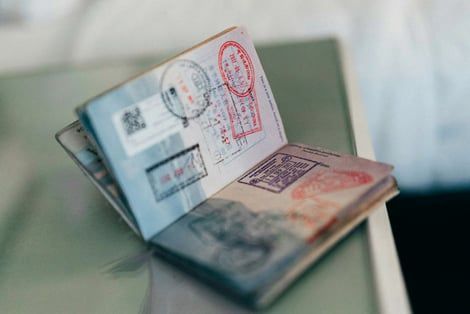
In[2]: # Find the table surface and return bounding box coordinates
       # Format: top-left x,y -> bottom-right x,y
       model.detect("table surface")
0,39 -> 393,313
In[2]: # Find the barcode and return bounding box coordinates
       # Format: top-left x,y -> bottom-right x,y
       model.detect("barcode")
121,107 -> 146,136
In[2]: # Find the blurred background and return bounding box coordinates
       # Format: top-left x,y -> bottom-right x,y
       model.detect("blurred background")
2,0 -> 470,190
1,0 -> 469,312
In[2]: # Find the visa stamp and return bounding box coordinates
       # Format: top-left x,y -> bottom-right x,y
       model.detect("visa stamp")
160,59 -> 211,120
228,90 -> 262,139
218,41 -> 262,139
146,144 -> 207,202
238,153 -> 325,193
195,82 -> 250,165
218,41 -> 255,97
196,75 -> 264,165
291,169 -> 373,200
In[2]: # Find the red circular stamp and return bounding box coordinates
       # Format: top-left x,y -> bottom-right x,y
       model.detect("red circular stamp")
291,170 -> 373,200
218,41 -> 255,97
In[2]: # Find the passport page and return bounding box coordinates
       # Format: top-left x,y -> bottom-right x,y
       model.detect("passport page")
56,121 -> 140,235
76,27 -> 287,239
151,143 -> 397,308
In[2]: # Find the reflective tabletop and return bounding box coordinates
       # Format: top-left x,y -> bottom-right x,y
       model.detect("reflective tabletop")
0,39 -> 378,313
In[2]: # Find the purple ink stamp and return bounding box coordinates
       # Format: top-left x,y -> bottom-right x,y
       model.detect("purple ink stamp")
237,153 -> 325,193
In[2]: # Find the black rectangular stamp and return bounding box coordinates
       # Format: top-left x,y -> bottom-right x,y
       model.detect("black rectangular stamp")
237,153 -> 324,193
146,144 -> 207,202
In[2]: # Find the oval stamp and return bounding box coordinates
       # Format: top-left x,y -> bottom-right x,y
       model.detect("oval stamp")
218,41 -> 255,97
291,170 -> 373,200
160,59 -> 211,120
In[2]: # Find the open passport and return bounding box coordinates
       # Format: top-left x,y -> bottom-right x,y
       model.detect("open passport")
56,26 -> 398,309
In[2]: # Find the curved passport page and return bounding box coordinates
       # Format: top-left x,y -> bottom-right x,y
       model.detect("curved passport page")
150,144 -> 397,308
76,27 -> 287,240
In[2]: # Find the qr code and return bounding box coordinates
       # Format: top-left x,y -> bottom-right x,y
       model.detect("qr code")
121,107 -> 146,136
